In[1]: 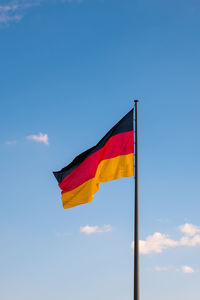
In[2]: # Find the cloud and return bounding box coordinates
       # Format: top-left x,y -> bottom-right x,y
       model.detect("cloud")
155,266 -> 179,272
0,1 -> 40,25
5,140 -> 17,145
179,234 -> 200,247
0,0 -> 82,25
156,218 -> 169,223
80,224 -> 112,235
131,223 -> 200,255
155,265 -> 195,273
179,223 -> 200,236
155,266 -> 171,272
132,232 -> 178,254
27,133 -> 49,145
181,265 -> 195,274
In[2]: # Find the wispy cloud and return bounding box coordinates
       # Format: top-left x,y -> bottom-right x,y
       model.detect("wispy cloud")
156,218 -> 169,223
131,223 -> 200,255
0,0 -> 82,25
155,265 -> 195,274
0,1 -> 40,25
27,133 -> 49,145
5,140 -> 17,145
155,265 -> 179,272
181,265 -> 195,274
80,224 -> 112,235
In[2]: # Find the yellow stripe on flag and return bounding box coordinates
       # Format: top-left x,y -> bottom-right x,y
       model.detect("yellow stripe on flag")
62,153 -> 133,209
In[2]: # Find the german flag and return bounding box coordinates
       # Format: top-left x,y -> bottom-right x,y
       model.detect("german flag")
53,109 -> 134,209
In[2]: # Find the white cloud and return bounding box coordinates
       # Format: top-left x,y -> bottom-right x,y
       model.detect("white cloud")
179,234 -> 200,247
131,223 -> 200,255
181,265 -> 195,274
0,0 -> 82,25
155,265 -> 195,273
27,133 -> 49,145
80,224 -> 112,235
179,223 -> 200,236
132,232 -> 178,255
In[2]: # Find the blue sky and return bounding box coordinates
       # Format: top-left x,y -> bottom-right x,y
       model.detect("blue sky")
0,0 -> 200,299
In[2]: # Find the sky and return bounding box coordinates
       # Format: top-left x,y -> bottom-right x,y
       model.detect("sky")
0,0 -> 200,299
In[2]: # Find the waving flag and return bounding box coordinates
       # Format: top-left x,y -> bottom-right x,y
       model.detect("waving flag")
53,109 -> 134,209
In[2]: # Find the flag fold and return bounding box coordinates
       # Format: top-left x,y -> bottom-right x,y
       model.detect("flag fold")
53,109 -> 134,209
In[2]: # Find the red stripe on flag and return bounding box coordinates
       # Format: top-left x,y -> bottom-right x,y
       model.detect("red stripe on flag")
59,130 -> 133,193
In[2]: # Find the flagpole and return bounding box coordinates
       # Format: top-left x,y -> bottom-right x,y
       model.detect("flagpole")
134,100 -> 139,300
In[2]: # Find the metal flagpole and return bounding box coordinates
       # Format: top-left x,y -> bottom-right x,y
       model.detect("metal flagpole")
134,100 -> 139,300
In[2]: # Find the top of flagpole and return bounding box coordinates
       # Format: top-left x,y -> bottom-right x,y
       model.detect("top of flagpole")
134,99 -> 139,103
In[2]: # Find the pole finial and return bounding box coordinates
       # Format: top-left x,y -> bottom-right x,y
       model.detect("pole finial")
134,99 -> 139,103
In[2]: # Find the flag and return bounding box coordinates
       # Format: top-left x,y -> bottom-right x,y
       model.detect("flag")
53,109 -> 134,209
